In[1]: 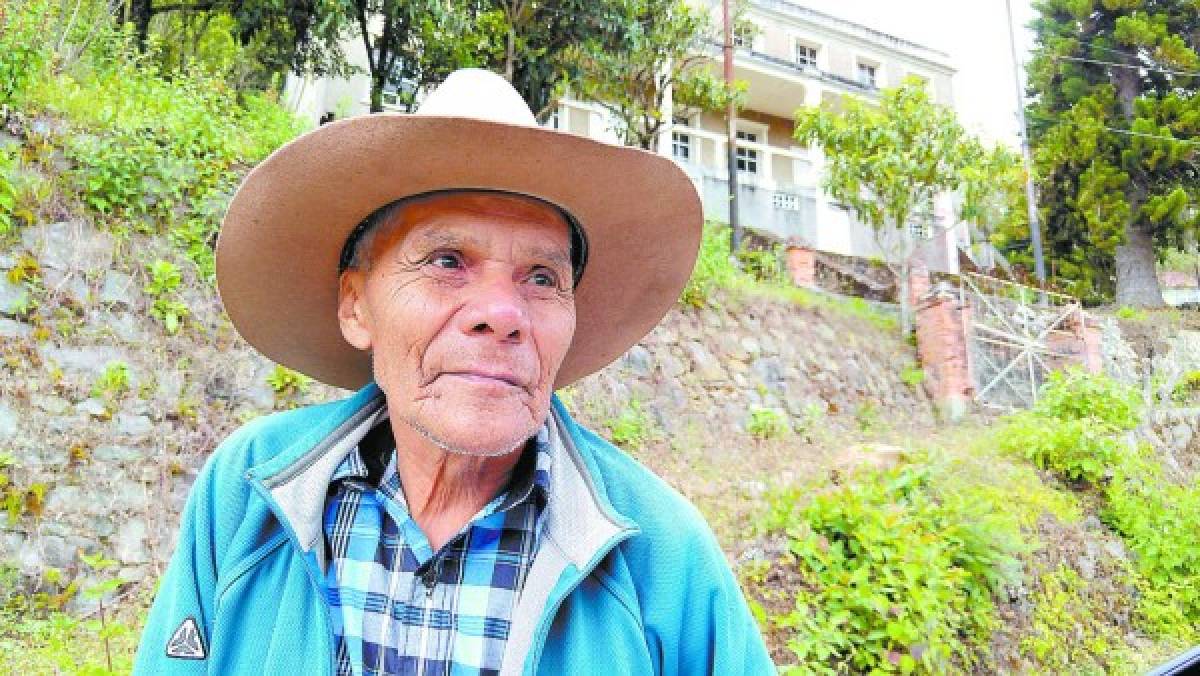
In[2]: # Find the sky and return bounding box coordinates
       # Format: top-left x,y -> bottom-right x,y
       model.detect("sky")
795,0 -> 1039,147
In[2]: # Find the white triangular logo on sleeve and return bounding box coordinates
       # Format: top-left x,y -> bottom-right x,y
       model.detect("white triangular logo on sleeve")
165,616 -> 206,660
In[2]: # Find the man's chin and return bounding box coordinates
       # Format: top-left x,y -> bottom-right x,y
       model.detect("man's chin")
405,398 -> 544,457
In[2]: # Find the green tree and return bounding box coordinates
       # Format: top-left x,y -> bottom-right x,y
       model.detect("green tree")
125,0 -> 350,87
1024,0 -> 1200,306
344,0 -> 467,112
960,142 -> 1029,273
573,0 -> 742,149
795,80 -> 977,335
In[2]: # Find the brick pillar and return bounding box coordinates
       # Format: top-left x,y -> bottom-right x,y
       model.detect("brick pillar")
908,262 -> 931,307
1080,314 -> 1103,374
786,246 -> 817,288
915,288 -> 973,420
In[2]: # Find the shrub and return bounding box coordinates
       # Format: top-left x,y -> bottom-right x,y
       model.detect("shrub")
1104,450 -> 1200,640
1033,369 -> 1140,431
899,365 -> 925,387
0,147 -> 17,235
736,246 -> 785,284
28,22 -> 305,278
998,414 -> 1122,484
761,465 -> 1018,673
91,361 -> 130,400
680,223 -> 741,307
0,0 -> 54,108
267,365 -> 311,409
1114,305 -> 1148,321
606,398 -> 656,448
746,407 -> 787,440
144,260 -> 189,334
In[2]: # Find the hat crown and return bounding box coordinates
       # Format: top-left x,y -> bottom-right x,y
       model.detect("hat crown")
414,68 -> 538,127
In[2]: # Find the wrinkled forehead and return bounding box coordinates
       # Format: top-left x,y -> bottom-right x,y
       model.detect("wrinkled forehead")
367,191 -> 581,273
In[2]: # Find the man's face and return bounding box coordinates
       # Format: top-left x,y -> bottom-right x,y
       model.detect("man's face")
337,192 -> 577,457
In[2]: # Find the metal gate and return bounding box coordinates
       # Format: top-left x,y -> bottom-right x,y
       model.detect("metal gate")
960,273 -> 1086,409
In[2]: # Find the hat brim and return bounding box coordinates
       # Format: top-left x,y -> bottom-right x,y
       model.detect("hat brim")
216,114 -> 702,390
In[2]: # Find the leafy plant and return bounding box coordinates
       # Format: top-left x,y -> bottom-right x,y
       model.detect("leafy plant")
92,361 -> 131,402
1033,369 -> 1141,430
680,223 -> 741,308
0,147 -> 18,235
606,398 -> 656,449
736,246 -> 786,284
1115,305 -> 1149,321
267,364 -> 311,409
0,0 -> 53,107
746,407 -> 787,441
899,365 -> 925,388
144,260 -> 189,334
760,464 -> 1019,673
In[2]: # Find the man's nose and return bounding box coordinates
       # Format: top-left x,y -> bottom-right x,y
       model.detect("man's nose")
458,267 -> 530,342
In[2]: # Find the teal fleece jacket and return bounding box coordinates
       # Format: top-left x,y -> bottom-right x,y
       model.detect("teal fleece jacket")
134,383 -> 775,674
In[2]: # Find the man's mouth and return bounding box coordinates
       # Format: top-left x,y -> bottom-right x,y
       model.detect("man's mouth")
439,370 -> 524,389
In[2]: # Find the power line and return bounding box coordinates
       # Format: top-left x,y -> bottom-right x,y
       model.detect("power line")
1102,126 -> 1200,146
1052,54 -> 1200,79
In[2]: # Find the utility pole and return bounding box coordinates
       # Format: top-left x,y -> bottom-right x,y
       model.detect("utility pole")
1005,0 -> 1047,287
722,0 -> 742,254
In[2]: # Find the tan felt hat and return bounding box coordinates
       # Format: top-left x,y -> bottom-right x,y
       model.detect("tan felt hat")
216,68 -> 703,390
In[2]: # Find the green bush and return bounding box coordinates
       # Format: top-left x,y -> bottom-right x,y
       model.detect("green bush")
1104,450 -> 1200,641
267,365 -> 312,409
0,147 -> 16,235
736,246 -> 785,284
680,223 -> 741,307
27,22 -> 305,278
0,0 -> 54,107
145,260 -> 189,334
998,414 -> 1123,484
606,398 -> 656,448
899,365 -> 925,388
997,370 -> 1141,484
761,465 -> 1018,674
746,407 -> 787,440
1033,369 -> 1140,431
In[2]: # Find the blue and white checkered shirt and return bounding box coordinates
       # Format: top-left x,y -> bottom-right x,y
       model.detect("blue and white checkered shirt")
322,420 -> 552,676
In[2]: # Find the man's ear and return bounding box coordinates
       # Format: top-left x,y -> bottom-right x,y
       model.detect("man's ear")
337,271 -> 373,351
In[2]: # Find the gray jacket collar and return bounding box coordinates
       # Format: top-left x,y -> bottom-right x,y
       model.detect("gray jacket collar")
251,385 -> 638,580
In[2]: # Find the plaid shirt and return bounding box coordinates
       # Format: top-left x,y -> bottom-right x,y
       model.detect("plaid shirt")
322,419 -> 552,676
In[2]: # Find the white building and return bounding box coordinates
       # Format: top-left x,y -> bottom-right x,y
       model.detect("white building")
285,1 -> 973,273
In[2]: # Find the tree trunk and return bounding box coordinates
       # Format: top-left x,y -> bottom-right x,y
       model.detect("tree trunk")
1110,54 -> 1163,307
369,74 -> 384,113
129,0 -> 153,49
1115,222 -> 1165,307
504,27 -> 516,82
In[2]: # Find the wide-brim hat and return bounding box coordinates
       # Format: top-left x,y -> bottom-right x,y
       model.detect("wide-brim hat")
216,68 -> 702,390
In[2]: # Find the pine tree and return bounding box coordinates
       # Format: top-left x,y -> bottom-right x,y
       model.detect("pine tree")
1023,0 -> 1200,306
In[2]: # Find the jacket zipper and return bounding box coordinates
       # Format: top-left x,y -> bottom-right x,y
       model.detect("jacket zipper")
246,475 -> 338,676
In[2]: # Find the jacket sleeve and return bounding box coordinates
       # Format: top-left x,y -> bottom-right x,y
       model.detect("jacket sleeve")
133,455 -> 221,674
681,528 -> 777,675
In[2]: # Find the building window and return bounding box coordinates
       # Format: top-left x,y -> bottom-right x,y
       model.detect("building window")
544,107 -> 561,130
733,23 -> 755,48
735,130 -> 758,174
857,62 -> 878,88
795,43 -> 818,68
672,132 -> 691,161
908,220 -> 932,240
773,192 -> 801,211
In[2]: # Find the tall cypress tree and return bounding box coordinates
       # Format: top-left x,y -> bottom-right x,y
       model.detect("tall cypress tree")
1023,0 -> 1200,306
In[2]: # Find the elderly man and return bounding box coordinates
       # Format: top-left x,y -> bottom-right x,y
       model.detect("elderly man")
135,69 -> 773,675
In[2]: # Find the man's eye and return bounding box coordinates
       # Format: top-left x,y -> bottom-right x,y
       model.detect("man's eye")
529,268 -> 560,288
428,252 -> 462,269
